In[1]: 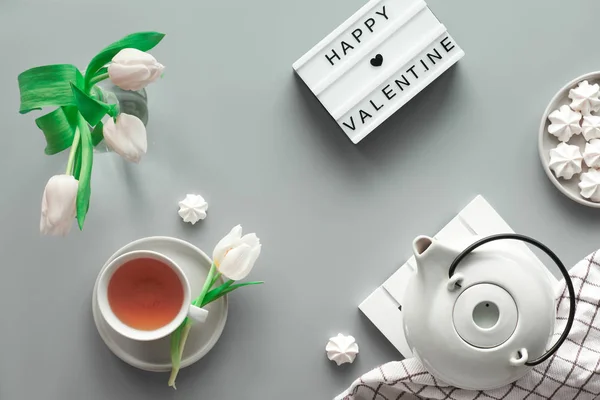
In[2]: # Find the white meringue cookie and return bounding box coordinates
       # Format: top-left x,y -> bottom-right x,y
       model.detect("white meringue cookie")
582,115 -> 600,141
549,142 -> 582,179
326,334 -> 359,366
548,105 -> 582,142
579,169 -> 600,202
569,80 -> 600,115
584,139 -> 600,168
178,194 -> 208,224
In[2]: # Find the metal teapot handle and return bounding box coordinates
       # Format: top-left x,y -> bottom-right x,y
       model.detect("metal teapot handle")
448,233 -> 576,366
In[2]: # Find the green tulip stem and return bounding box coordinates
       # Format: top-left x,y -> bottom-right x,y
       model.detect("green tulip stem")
168,263 -> 217,388
210,271 -> 222,288
177,324 -> 192,359
181,263 -> 217,350
88,72 -> 109,87
65,128 -> 81,175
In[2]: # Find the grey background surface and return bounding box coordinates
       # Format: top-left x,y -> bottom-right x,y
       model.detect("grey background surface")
1,0 -> 600,398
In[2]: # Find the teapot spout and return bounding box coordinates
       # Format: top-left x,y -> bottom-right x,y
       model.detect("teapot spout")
412,236 -> 461,278
413,236 -> 434,258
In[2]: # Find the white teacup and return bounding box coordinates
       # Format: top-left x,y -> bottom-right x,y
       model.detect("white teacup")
97,250 -> 209,341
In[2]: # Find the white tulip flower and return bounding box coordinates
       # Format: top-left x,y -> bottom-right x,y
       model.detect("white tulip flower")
108,48 -> 165,91
213,225 -> 262,281
103,113 -> 147,163
40,175 -> 78,236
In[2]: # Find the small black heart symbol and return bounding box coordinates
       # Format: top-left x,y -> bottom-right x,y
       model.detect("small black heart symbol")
370,54 -> 383,67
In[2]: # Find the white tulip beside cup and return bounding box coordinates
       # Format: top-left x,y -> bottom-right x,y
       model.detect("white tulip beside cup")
96,250 -> 209,342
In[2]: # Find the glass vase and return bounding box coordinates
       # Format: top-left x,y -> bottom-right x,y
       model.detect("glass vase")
92,81 -> 149,153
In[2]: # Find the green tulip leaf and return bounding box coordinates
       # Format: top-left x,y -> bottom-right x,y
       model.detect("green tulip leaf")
34,106 -> 79,155
84,32 -> 165,89
91,122 -> 104,147
76,114 -> 93,230
73,143 -> 83,180
71,83 -> 116,126
203,281 -> 264,305
203,280 -> 234,303
18,64 -> 84,114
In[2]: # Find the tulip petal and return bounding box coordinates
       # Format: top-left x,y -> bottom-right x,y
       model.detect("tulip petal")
108,49 -> 164,91
218,244 -> 252,281
40,189 -> 51,235
213,225 -> 243,264
118,113 -> 148,153
40,175 -> 78,236
148,63 -> 165,82
108,64 -> 152,91
240,233 -> 260,248
231,244 -> 261,281
113,48 -> 158,65
103,114 -> 147,163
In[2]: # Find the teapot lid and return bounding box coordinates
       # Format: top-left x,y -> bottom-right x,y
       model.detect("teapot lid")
453,283 -> 518,349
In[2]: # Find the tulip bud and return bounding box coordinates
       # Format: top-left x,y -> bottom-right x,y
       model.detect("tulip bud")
213,225 -> 262,281
40,175 -> 78,236
103,113 -> 147,163
108,48 -> 165,91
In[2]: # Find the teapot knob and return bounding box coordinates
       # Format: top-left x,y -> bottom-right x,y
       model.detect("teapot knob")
509,348 -> 529,367
447,273 -> 464,292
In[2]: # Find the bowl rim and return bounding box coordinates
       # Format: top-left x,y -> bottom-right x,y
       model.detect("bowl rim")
538,71 -> 600,208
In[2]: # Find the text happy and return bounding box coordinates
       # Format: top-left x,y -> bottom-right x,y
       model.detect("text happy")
325,5 -> 389,66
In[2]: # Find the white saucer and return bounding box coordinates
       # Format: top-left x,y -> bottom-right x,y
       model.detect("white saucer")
539,71 -> 600,208
92,236 -> 228,372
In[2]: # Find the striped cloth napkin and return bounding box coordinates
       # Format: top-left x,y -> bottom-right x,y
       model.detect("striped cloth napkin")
336,251 -> 600,400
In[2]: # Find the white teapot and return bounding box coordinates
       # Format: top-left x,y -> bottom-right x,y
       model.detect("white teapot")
402,234 -> 575,390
